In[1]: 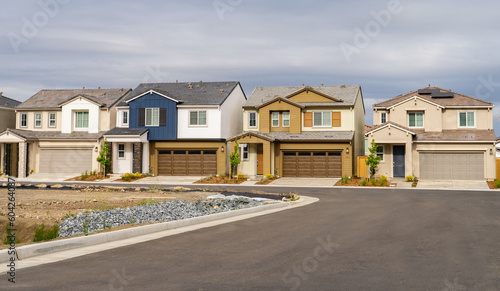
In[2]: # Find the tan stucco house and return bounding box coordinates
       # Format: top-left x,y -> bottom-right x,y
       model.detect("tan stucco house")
366,87 -> 496,180
0,88 -> 131,178
230,85 -> 365,178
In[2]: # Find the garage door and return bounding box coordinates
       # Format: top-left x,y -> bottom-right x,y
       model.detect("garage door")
283,151 -> 341,177
419,152 -> 484,180
39,149 -> 93,174
158,150 -> 217,176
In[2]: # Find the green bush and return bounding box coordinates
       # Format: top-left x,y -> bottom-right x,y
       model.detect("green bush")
370,178 -> 377,186
341,175 -> 349,184
133,172 -> 142,179
406,175 -> 414,182
265,173 -> 274,180
494,179 -> 500,188
122,173 -> 134,181
360,178 -> 368,186
380,179 -> 387,186
34,224 -> 59,242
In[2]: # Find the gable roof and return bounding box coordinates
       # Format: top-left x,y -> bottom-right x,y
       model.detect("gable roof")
1,128 -> 103,140
16,88 -> 132,109
373,87 -> 493,109
122,81 -> 241,106
229,131 -> 354,142
244,85 -> 361,108
58,94 -> 107,107
0,94 -> 21,109
255,96 -> 305,109
365,121 -> 416,136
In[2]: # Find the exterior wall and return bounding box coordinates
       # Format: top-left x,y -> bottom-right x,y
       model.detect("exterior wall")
373,110 -> 388,126
16,111 -> 62,131
353,91 -> 366,173
388,98 -> 443,132
151,141 -> 226,176
98,109 -> 113,132
128,93 -> 177,140
238,143 -> 258,176
116,107 -> 129,128
61,99 -> 100,133
230,136 -> 272,176
112,142 -> 133,174
258,101 -> 301,134
288,91 -> 334,103
442,108 -> 493,130
220,84 -> 246,138
243,110 -> 259,132
0,108 -> 16,131
301,107 -> 354,132
177,107 -> 221,139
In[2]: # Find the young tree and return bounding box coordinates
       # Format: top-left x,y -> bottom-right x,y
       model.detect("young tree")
97,139 -> 111,176
366,139 -> 381,179
229,139 -> 241,178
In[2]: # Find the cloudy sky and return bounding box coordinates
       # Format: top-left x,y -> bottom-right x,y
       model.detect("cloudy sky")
1,0 -> 500,132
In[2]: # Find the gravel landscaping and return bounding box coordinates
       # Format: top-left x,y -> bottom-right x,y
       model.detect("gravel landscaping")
58,195 -> 270,237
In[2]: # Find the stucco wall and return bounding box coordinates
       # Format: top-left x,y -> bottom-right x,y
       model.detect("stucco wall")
388,98 -> 443,131
16,111 -> 62,131
61,99 -> 100,134
177,107 -> 221,139
243,110 -> 259,132
0,108 -> 16,131
442,108 -> 493,130
220,84 -> 246,138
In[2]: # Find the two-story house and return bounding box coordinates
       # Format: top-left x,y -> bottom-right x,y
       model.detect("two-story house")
0,93 -> 22,176
103,81 -> 246,175
0,88 -> 131,178
229,85 -> 365,178
366,87 -> 496,180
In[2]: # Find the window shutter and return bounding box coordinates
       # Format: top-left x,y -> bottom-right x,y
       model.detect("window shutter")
332,112 -> 341,127
159,108 -> 166,126
138,108 -> 145,126
304,112 -> 313,127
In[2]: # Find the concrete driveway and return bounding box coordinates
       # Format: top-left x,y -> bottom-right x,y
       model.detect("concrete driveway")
138,175 -> 204,185
268,177 -> 340,187
416,180 -> 489,190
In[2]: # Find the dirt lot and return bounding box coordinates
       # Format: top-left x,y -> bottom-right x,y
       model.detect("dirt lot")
0,186 -> 215,249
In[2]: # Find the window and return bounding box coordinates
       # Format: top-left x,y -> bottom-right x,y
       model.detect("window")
271,112 -> 279,127
408,112 -> 424,128
459,112 -> 475,127
75,111 -> 89,129
241,144 -> 249,160
282,112 -> 290,127
20,113 -> 27,127
376,145 -> 384,161
365,139 -> 369,154
145,108 -> 159,126
313,112 -> 331,127
34,113 -> 42,128
49,113 -> 56,128
118,144 -> 125,159
122,111 -> 128,126
249,112 -> 257,128
189,111 -> 207,126
381,112 -> 387,124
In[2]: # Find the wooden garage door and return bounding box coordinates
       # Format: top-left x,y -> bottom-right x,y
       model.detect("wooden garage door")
420,152 -> 484,180
283,151 -> 341,177
158,150 -> 217,176
39,149 -> 93,174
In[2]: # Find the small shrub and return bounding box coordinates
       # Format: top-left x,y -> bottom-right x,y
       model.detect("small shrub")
406,175 -> 414,182
237,174 -> 246,179
81,170 -> 89,180
341,175 -> 349,184
380,175 -> 388,182
133,172 -> 142,179
380,179 -> 387,186
265,173 -> 274,180
34,224 -> 59,242
360,178 -> 368,186
290,194 -> 300,201
370,178 -> 377,186
494,179 -> 500,188
64,211 -> 75,219
122,173 -> 133,181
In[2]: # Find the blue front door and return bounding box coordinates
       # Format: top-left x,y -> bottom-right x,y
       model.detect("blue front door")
393,145 -> 405,177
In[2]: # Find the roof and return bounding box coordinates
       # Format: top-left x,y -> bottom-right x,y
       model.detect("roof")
373,87 -> 493,108
3,129 -> 103,140
0,95 -> 21,109
17,88 -> 132,109
365,121 -> 416,135
122,82 -> 241,106
230,131 -> 354,142
103,128 -> 148,136
415,130 -> 496,142
244,85 -> 361,108
364,124 -> 373,133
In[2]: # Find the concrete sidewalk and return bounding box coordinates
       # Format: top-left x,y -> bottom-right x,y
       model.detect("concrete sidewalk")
416,180 -> 489,190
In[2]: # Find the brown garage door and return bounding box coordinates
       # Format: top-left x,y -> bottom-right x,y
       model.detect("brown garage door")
39,149 -> 93,174
158,150 -> 217,176
283,151 -> 341,177
420,152 -> 484,180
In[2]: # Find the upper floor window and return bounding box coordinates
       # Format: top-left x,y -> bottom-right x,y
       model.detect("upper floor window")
408,112 -> 423,128
313,112 -> 331,127
49,113 -> 56,128
282,112 -> 290,127
145,108 -> 159,126
249,112 -> 257,128
34,113 -> 42,128
190,111 -> 207,126
271,112 -> 279,127
20,113 -> 27,127
122,111 -> 128,126
381,112 -> 387,124
75,111 -> 89,129
459,112 -> 475,127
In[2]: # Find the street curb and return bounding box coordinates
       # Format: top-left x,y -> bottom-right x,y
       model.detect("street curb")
0,199 -> 301,264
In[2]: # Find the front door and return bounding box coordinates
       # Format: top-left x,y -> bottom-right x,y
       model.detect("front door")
393,145 -> 405,177
257,144 -> 263,175
4,143 -> 11,176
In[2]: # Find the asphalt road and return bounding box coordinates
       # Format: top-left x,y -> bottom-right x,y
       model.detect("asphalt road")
2,187 -> 500,290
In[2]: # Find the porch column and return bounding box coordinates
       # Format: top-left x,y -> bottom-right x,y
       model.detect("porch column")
18,142 -> 27,178
133,142 -> 143,173
107,142 -> 113,174
142,142 -> 149,174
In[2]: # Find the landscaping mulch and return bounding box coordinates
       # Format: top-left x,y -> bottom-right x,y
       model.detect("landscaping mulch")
255,178 -> 278,185
66,174 -> 111,182
487,181 -> 498,189
334,177 -> 397,187
194,176 -> 247,184
114,176 -> 147,183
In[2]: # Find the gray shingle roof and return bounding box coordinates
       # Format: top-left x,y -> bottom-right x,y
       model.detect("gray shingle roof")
103,128 -> 148,136
4,129 -> 103,140
230,131 -> 354,141
17,88 -> 132,109
415,130 -> 496,142
244,85 -> 361,107
0,95 -> 21,109
123,82 -> 241,106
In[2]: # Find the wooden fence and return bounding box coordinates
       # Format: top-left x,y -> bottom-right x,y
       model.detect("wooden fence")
357,156 -> 368,178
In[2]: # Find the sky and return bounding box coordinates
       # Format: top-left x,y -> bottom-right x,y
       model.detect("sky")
1,0 -> 500,133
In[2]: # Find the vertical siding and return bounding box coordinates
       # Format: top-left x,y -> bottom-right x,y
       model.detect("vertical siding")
128,93 -> 177,140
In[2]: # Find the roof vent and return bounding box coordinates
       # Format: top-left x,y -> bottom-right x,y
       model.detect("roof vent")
341,85 -> 346,88
188,82 -> 193,89
0,92 -> 3,97
219,89 -> 224,93
176,80 -> 178,83
321,83 -> 324,86
83,86 -> 85,89
200,80 -> 202,83
98,86 -> 101,89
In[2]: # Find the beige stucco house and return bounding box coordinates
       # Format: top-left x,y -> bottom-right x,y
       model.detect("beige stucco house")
0,88 -> 131,178
229,85 -> 365,178
366,87 -> 496,180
